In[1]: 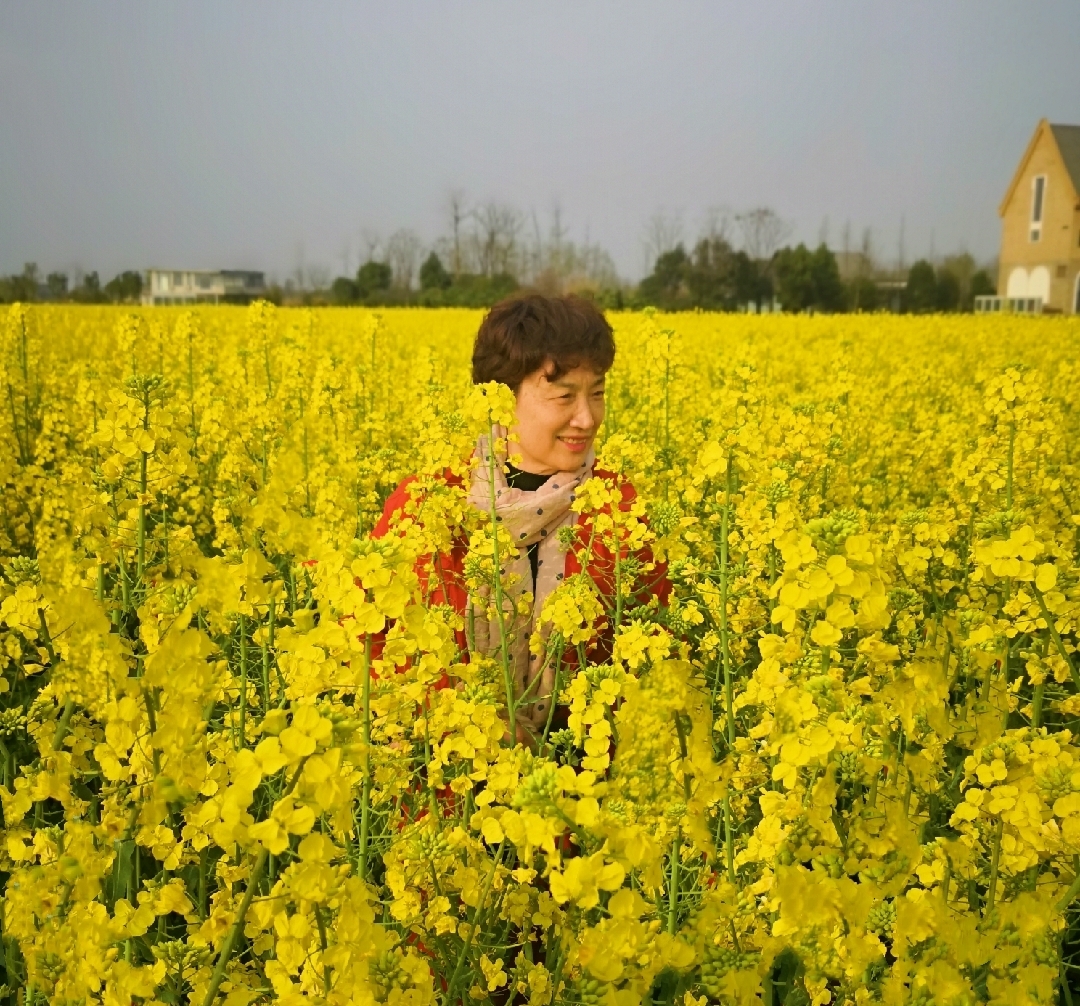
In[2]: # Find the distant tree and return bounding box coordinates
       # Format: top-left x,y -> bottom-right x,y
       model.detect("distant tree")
730,251 -> 771,307
72,271 -> 106,304
905,260 -> 938,313
970,269 -> 996,300
446,190 -> 469,277
330,277 -> 359,304
104,270 -> 143,303
469,203 -> 522,278
773,244 -> 844,312
306,265 -> 331,292
700,206 -> 735,247
809,244 -> 846,311
1,263 -> 41,302
641,210 -> 685,276
46,272 -> 69,301
938,253 -> 976,310
356,261 -> 393,299
419,252 -> 451,291
847,276 -> 880,312
685,236 -> 735,310
773,245 -> 817,312
385,229 -> 423,290
736,208 -> 791,263
935,269 -> 961,312
637,245 -> 690,308
423,271 -> 518,308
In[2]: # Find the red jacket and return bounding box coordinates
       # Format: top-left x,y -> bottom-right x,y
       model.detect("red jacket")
371,467 -> 671,665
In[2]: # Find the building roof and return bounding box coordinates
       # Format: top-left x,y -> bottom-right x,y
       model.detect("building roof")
146,267 -> 264,276
1049,123 -> 1080,196
999,119 -> 1080,215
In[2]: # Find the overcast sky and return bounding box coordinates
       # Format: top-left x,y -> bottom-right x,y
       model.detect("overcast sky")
2,1 -> 1078,282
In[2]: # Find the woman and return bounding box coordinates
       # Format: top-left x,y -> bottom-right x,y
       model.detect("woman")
373,293 -> 670,738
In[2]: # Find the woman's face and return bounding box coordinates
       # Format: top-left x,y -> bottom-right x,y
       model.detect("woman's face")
511,363 -> 606,474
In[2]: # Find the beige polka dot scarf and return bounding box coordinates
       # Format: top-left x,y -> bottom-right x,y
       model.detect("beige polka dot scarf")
467,426 -> 594,732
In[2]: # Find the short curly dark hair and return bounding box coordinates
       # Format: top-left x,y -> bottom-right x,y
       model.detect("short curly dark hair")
471,293 -> 615,391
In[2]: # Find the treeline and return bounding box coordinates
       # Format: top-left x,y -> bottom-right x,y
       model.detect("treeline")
324,197 -> 625,308
638,241 -> 996,313
2,199 -> 999,313
328,255 -> 523,309
328,202 -> 997,313
0,264 -> 143,304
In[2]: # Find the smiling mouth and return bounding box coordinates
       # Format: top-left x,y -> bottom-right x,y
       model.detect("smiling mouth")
559,436 -> 589,449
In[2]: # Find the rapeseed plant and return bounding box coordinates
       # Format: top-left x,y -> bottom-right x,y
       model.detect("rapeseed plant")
0,301 -> 1078,1005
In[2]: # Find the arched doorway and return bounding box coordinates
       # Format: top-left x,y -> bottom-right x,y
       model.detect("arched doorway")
1006,267 -> 1029,298
1028,266 -> 1050,305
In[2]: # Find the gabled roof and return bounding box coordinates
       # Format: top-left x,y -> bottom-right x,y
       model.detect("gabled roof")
1050,123 -> 1080,197
998,118 -> 1080,216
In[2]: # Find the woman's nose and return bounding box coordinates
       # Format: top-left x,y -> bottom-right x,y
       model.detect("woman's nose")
570,395 -> 594,429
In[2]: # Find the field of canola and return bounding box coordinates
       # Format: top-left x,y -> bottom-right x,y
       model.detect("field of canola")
1,302 -> 1080,1006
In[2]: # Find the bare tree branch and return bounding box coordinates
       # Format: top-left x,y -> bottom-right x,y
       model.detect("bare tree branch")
700,206 -> 734,246
736,207 -> 791,261
446,189 -> 469,277
359,229 -> 382,264
385,229 -> 423,290
642,209 -> 684,274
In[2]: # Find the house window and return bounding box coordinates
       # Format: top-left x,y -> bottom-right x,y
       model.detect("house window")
1030,175 -> 1046,241
1032,175 -> 1045,222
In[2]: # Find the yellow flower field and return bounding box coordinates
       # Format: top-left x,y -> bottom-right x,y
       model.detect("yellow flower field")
1,302 -> 1079,1005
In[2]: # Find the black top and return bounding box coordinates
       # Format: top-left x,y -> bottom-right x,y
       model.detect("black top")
505,463 -> 552,587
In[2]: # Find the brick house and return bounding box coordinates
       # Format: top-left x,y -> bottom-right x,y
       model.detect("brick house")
997,119 -> 1080,314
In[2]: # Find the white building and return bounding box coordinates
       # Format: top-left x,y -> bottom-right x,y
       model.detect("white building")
142,269 -> 265,306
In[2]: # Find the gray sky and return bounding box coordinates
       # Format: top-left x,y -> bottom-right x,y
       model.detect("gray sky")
2,1 -> 1078,282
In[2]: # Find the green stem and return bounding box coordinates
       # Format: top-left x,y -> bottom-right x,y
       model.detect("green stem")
264,343 -> 274,399
719,461 -> 735,747
187,328 -> 199,451
199,848 -> 268,1006
7,383 -> 28,465
985,817 -> 1004,915
238,613 -> 247,748
981,639 -> 1007,702
37,608 -> 57,667
663,334 -> 671,453
359,633 -> 372,881
667,831 -> 681,935
1033,586 -> 1080,690
614,514 -> 624,634
314,903 -> 332,995
199,760 -> 306,1006
1056,868 -> 1080,912
51,699 -> 76,753
1006,420 -> 1015,511
485,422 -> 516,738
198,847 -> 208,920
141,686 -> 162,776
261,601 -> 272,710
445,841 -> 505,1004
723,794 -> 736,885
